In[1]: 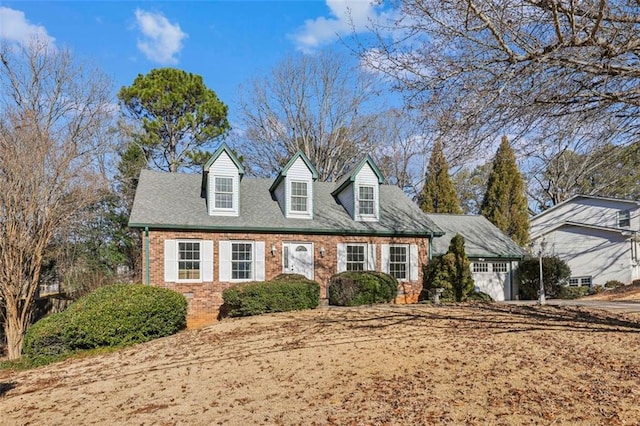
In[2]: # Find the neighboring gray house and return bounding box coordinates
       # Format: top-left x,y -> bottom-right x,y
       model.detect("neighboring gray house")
530,195 -> 640,287
426,214 -> 526,301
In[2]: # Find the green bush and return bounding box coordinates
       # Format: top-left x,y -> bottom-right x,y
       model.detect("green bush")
558,285 -> 589,300
604,280 -> 625,289
23,284 -> 187,359
222,278 -> 320,317
328,271 -> 398,306
589,285 -> 605,295
517,256 -> 571,300
465,291 -> 493,302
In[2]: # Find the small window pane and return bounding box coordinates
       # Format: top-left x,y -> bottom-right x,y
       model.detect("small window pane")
473,262 -> 488,273
493,263 -> 508,273
618,210 -> 631,227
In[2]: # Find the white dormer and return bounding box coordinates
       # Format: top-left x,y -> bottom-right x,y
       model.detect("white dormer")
203,143 -> 244,217
269,151 -> 318,220
332,155 -> 385,222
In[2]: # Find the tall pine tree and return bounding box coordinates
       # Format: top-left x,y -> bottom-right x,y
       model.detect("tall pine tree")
480,136 -> 529,246
420,140 -> 462,213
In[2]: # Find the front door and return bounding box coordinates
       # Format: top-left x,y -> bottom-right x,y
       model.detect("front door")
283,243 -> 314,280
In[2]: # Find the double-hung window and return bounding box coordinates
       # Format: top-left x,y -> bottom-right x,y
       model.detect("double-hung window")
178,241 -> 201,280
290,181 -> 308,213
618,210 -> 631,228
231,242 -> 253,280
346,244 -> 366,271
389,245 -> 408,280
214,177 -> 234,209
358,185 -> 375,216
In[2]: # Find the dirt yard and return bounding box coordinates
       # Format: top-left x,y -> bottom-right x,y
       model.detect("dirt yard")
1,304 -> 640,425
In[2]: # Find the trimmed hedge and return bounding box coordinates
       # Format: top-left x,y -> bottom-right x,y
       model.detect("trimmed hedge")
222,277 -> 320,317
328,271 -> 398,306
23,284 -> 187,359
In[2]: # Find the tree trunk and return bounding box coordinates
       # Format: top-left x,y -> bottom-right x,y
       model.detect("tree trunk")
4,306 -> 26,360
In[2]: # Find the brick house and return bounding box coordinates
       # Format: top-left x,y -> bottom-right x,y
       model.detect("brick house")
129,144 -> 442,327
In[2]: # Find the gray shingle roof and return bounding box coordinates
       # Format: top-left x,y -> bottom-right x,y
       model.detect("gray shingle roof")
129,170 -> 442,237
426,214 -> 526,259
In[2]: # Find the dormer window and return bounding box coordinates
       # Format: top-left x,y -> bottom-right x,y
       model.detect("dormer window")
618,210 -> 631,227
290,181 -> 308,213
214,177 -> 234,209
358,185 -> 375,216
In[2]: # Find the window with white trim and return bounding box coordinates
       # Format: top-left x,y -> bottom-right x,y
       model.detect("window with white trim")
290,181 -> 308,213
232,242 -> 253,280
473,262 -> 489,273
214,176 -> 234,209
569,276 -> 592,286
346,244 -> 366,271
569,278 -> 579,286
178,241 -> 201,280
358,185 -> 375,216
580,277 -> 592,287
493,262 -> 508,273
389,245 -> 408,280
618,210 -> 631,228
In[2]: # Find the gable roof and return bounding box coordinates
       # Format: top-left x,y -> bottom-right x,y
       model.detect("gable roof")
268,151 -> 319,193
130,169 -> 442,237
202,142 -> 245,174
426,214 -> 526,259
532,194 -> 640,222
332,155 -> 385,196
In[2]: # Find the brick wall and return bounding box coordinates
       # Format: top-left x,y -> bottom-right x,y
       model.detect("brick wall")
142,230 -> 430,327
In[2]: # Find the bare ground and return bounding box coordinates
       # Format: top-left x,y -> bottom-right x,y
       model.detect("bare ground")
1,304 -> 640,425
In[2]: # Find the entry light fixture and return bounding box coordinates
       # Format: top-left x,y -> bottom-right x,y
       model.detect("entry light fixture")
271,245 -> 277,256
319,246 -> 326,258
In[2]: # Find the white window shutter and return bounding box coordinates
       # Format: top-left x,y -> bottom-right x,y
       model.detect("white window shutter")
164,240 -> 177,282
381,244 -> 390,274
202,241 -> 214,282
337,243 -> 346,272
219,241 -> 231,281
367,244 -> 376,271
255,242 -> 265,281
409,244 -> 419,281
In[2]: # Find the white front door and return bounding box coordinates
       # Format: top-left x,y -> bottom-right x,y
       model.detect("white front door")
283,243 -> 314,280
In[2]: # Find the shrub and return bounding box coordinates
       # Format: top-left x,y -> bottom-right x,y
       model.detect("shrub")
23,284 -> 187,359
558,286 -> 589,300
589,285 -> 605,295
604,280 -> 625,289
222,278 -> 320,317
517,256 -> 571,300
465,291 -> 493,302
328,271 -> 398,306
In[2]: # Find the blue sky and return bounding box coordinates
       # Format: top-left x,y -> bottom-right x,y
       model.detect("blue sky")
0,1 -> 388,126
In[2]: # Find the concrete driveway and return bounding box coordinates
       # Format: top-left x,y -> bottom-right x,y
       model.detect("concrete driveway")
502,299 -> 640,314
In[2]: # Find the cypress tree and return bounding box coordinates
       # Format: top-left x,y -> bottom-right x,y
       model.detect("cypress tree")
442,234 -> 475,302
420,140 -> 462,213
480,136 -> 530,245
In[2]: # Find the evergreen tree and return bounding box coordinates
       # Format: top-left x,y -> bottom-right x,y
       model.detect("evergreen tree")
419,140 -> 462,213
480,136 -> 530,246
420,233 -> 474,302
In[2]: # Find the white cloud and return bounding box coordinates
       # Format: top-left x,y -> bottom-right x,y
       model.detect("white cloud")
134,9 -> 187,65
290,0 -> 384,53
0,7 -> 55,46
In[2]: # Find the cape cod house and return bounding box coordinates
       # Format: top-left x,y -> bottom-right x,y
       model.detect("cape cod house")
530,195 -> 640,287
425,214 -> 526,301
129,144 -> 443,326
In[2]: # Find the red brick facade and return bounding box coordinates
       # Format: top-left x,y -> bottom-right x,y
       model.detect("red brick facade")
142,230 -> 430,328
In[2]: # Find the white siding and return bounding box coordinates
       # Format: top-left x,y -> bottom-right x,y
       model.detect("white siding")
531,198 -> 640,236
285,157 -> 313,219
354,163 -> 380,222
337,185 -> 355,219
274,180 -> 286,215
538,226 -> 632,284
208,151 -> 240,217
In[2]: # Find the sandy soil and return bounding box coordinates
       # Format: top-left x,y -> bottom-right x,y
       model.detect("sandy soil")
1,304 -> 640,425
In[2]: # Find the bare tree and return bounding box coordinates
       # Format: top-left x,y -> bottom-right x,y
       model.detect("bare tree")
360,0 -> 640,158
238,50 -> 383,181
0,40 -> 113,359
